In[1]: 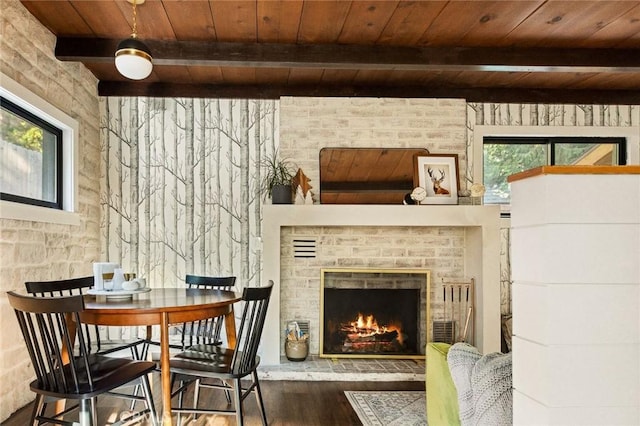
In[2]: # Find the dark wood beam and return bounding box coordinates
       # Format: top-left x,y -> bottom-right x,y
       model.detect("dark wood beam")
97,81 -> 640,105
57,38 -> 640,73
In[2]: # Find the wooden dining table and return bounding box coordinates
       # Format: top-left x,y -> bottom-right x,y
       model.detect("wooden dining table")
80,288 -> 242,426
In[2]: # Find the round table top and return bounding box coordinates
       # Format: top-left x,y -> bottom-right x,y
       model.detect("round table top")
84,287 -> 242,313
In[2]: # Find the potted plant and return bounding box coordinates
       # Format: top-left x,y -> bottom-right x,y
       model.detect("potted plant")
262,151 -> 295,204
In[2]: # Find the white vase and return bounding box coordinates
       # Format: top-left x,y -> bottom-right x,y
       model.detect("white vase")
112,268 -> 126,291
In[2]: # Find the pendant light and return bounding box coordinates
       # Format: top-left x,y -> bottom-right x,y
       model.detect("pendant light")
115,0 -> 153,80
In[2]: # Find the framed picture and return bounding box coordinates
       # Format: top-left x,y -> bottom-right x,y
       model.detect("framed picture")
413,154 -> 459,204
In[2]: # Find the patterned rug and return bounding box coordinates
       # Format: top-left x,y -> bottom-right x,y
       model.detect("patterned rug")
344,391 -> 427,426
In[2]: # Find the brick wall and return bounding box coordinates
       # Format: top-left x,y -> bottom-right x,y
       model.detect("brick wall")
0,0 -> 101,420
279,97 -> 468,191
278,97 -> 469,356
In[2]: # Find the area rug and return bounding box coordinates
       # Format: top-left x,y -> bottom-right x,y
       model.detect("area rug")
345,391 -> 427,426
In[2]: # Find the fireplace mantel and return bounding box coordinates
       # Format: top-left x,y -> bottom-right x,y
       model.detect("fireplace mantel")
261,204 -> 502,365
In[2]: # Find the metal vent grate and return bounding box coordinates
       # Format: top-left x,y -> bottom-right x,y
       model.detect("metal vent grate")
433,321 -> 455,344
293,238 -> 317,258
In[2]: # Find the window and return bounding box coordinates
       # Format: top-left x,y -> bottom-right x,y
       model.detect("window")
1,72 -> 78,225
1,97 -> 63,209
483,136 -> 626,207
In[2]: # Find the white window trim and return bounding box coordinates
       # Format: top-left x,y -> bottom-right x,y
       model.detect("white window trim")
0,72 -> 80,226
473,121 -> 640,227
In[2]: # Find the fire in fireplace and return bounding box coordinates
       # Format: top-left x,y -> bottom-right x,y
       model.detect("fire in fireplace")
320,268 -> 430,359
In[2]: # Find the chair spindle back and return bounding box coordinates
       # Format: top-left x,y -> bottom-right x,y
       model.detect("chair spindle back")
183,274 -> 237,348
7,291 -> 93,395
230,281 -> 273,374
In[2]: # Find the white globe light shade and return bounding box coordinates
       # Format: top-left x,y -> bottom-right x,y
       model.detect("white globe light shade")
115,38 -> 153,80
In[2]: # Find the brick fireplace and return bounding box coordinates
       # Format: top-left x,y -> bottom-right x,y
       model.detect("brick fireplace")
260,204 -> 501,365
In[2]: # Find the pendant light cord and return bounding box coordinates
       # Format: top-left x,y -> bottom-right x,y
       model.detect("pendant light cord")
131,0 -> 138,39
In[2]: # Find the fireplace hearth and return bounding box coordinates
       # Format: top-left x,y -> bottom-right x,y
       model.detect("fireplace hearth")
320,268 -> 430,360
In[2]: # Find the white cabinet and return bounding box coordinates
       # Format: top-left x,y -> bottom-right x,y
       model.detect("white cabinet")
510,166 -> 640,425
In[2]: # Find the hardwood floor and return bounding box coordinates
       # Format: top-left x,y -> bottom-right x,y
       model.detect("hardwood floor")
2,380 -> 425,425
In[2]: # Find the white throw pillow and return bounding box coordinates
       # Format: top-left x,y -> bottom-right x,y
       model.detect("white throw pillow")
447,343 -> 482,426
471,352 -> 513,425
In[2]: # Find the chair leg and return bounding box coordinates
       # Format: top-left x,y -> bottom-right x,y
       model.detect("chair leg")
79,399 -> 92,426
233,378 -> 244,426
218,378 -> 232,404
252,371 -> 268,426
141,374 -> 159,426
91,397 -> 98,426
177,379 -> 185,426
193,378 -> 200,419
30,394 -> 44,426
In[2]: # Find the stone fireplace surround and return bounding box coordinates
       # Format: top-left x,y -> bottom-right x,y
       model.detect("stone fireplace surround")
261,204 -> 501,366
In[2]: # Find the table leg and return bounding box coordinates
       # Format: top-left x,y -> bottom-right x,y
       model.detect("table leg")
224,306 -> 237,349
161,312 -> 172,426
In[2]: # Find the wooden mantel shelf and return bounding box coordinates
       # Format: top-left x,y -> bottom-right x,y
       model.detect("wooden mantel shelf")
508,165 -> 640,183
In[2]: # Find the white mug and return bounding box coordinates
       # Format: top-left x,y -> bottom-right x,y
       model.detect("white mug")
134,277 -> 146,289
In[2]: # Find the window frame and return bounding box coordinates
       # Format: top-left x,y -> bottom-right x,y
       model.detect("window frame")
0,72 -> 79,226
1,96 -> 64,209
484,135 -> 626,167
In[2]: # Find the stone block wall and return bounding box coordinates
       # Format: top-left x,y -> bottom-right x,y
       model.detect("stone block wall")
0,0 -> 101,421
277,97 -> 470,356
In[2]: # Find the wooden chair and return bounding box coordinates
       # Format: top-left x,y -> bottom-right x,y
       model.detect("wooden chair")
180,275 -> 237,348
24,276 -> 147,358
169,281 -> 273,426
6,291 -> 158,426
142,275 -> 237,356
165,275 -> 237,416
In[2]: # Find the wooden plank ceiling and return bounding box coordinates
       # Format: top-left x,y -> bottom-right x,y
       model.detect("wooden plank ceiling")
20,0 -> 640,103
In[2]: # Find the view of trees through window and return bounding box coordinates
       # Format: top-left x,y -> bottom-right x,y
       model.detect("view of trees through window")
483,137 -> 625,205
0,97 -> 60,208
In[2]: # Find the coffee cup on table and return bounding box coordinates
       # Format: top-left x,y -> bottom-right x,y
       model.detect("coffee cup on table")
103,272 -> 114,291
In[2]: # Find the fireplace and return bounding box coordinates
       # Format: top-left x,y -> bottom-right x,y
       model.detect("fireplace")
261,204 -> 502,366
320,268 -> 430,359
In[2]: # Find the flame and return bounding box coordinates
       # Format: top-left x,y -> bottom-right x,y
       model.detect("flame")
348,313 -> 404,345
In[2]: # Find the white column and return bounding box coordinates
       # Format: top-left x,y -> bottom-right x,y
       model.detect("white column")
510,169 -> 640,425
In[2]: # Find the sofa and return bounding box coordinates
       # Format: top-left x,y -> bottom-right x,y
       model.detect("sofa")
426,342 -> 512,426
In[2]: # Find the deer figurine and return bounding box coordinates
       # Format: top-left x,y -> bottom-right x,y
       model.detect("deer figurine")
428,168 -> 450,195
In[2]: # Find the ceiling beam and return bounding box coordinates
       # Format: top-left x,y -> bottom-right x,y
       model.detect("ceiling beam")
57,38 -> 640,73
97,81 -> 640,104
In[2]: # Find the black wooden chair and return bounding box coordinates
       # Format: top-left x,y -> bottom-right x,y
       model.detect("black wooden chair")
24,276 -> 147,358
180,274 -> 237,349
169,281 -> 273,426
160,275 -> 237,417
7,291 -> 158,426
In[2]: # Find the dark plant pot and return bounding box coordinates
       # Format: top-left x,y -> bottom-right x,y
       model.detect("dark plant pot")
271,184 -> 292,204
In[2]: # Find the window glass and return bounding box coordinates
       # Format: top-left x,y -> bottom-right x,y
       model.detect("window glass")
554,143 -> 619,166
483,142 -> 546,205
483,137 -> 625,207
1,97 -> 62,209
